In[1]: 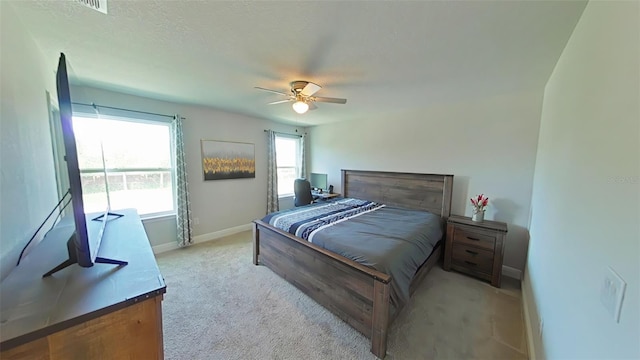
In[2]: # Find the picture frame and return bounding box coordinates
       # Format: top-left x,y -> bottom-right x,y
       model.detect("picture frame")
201,140 -> 255,180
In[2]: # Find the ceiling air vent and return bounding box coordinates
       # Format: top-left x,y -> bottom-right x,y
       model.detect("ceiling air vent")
76,0 -> 108,14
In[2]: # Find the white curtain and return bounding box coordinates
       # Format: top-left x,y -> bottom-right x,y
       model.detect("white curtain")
298,133 -> 307,179
172,115 -> 193,247
266,130 -> 279,214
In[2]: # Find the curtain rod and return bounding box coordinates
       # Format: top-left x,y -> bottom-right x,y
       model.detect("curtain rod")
72,102 -> 185,120
263,129 -> 305,137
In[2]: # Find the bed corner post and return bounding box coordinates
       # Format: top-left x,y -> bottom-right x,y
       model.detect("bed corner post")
442,175 -> 454,219
371,280 -> 390,359
252,222 -> 260,265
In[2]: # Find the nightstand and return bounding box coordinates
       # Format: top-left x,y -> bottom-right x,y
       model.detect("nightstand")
443,215 -> 508,287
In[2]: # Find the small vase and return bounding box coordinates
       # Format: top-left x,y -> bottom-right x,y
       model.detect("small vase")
472,211 -> 485,222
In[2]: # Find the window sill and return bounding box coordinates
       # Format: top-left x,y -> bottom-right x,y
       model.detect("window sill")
141,213 -> 176,223
278,194 -> 294,199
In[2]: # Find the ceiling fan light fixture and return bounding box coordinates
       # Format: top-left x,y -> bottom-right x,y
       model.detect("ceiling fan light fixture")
292,100 -> 309,114
255,81 -> 346,113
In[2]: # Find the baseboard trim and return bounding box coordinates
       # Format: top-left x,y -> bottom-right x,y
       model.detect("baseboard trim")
152,223 -> 253,254
522,276 -> 537,360
152,242 -> 180,254
502,265 -> 522,280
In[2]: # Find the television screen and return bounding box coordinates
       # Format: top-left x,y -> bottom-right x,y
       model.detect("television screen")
43,53 -> 126,277
310,173 -> 328,191
56,53 -> 92,267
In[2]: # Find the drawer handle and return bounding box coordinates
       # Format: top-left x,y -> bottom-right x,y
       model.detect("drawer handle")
465,250 -> 478,255
467,236 -> 481,241
464,261 -> 477,266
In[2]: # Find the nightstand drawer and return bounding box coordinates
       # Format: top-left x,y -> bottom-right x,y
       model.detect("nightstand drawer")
451,244 -> 494,274
453,227 -> 496,251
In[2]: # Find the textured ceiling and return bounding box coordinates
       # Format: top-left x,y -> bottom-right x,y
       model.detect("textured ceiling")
8,1 -> 587,126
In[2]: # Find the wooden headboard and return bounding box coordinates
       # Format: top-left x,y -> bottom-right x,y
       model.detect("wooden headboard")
341,170 -> 453,218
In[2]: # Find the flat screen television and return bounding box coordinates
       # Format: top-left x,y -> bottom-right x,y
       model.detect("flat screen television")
43,53 -> 127,277
310,172 -> 328,192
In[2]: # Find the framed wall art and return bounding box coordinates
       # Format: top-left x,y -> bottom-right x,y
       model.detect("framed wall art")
201,140 -> 255,180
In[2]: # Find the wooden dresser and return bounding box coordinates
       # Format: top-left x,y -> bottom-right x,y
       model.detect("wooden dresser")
0,209 -> 166,359
443,215 -> 508,287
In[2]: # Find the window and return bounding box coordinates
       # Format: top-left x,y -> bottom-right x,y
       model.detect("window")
71,115 -> 175,217
275,135 -> 302,196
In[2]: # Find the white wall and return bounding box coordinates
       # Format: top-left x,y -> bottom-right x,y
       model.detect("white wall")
0,3 -> 58,280
525,1 -> 639,358
309,90 -> 542,271
70,86 -> 304,247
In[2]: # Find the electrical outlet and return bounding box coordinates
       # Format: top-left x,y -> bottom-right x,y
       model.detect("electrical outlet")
193,217 -> 200,225
600,266 -> 626,323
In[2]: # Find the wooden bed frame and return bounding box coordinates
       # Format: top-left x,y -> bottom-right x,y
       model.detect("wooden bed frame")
253,170 -> 453,358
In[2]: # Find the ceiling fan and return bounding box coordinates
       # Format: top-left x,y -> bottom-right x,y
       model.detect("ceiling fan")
255,81 -> 347,114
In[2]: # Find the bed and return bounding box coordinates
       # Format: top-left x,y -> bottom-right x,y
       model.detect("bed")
253,170 -> 453,358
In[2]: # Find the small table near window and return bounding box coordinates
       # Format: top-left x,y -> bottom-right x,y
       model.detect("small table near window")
313,192 -> 340,200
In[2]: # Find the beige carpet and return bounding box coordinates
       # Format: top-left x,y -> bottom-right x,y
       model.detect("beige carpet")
156,231 -> 527,360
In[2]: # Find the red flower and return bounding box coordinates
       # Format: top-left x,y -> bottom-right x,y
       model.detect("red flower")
470,194 -> 489,212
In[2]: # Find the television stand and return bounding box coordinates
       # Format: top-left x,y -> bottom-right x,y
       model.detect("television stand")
41,237 -> 128,277
94,256 -> 128,265
42,237 -> 79,278
42,211 -> 128,278
92,211 -> 123,221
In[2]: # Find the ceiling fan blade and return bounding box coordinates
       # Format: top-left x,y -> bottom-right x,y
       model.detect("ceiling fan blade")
313,96 -> 347,104
268,99 -> 293,105
301,82 -> 321,96
308,102 -> 318,111
254,87 -> 290,96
